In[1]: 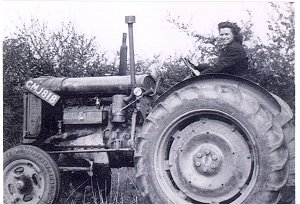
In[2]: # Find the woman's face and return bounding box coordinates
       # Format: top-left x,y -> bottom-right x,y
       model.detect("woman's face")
219,27 -> 234,45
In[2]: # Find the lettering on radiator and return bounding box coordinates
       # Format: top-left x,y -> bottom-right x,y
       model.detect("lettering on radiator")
25,80 -> 60,106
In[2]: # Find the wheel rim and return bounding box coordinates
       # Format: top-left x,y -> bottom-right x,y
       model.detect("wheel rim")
4,159 -> 45,203
154,110 -> 258,204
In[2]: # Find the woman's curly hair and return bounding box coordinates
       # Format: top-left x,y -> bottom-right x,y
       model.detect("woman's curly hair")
218,21 -> 243,44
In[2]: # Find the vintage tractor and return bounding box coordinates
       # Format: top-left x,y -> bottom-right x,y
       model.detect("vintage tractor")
3,16 -> 295,204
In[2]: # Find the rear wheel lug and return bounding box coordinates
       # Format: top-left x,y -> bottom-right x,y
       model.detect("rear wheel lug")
211,165 -> 216,169
197,153 -> 202,158
205,150 -> 210,155
203,168 -> 208,173
212,155 -> 218,160
195,162 -> 201,167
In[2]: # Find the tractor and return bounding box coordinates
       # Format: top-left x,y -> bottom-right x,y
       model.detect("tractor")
3,16 -> 295,204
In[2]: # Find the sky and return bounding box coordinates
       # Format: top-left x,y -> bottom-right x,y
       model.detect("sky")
1,1 -> 284,60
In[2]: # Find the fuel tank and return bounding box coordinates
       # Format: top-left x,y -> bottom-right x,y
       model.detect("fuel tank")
26,74 -> 156,96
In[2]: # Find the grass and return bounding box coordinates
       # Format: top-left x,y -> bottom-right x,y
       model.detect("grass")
58,167 -> 145,204
107,168 -> 145,204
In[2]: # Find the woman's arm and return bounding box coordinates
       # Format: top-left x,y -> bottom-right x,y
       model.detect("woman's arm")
200,44 -> 247,74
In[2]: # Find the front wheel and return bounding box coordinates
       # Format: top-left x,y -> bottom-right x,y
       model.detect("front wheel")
4,145 -> 60,204
135,82 -> 289,204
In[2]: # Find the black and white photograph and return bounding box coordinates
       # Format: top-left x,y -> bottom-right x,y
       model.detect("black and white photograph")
2,1 -> 296,204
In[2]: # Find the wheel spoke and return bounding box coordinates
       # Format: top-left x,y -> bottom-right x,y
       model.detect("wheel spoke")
239,183 -> 249,194
171,129 -> 181,139
177,190 -> 187,200
163,160 -> 171,170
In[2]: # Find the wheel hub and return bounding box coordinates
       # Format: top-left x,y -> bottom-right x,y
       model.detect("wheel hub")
169,119 -> 252,203
16,180 -> 25,189
4,159 -> 45,203
193,147 -> 223,176
18,174 -> 35,194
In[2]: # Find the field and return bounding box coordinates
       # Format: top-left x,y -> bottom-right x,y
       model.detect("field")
58,167 -> 145,204
57,167 -> 295,204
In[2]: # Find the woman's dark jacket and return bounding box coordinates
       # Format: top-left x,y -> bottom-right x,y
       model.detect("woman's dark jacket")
196,41 -> 248,76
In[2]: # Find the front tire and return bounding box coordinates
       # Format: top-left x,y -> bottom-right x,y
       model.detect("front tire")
135,82 -> 289,204
4,145 -> 60,204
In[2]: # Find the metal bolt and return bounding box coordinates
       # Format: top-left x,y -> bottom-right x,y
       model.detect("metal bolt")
124,133 -> 131,140
203,168 -> 208,173
211,165 -> 216,169
247,155 -> 251,159
197,153 -> 202,158
205,150 -> 210,155
195,162 -> 201,167
212,155 -> 218,160
16,180 -> 24,189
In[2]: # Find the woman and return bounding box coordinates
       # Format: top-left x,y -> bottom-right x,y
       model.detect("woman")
192,21 -> 248,76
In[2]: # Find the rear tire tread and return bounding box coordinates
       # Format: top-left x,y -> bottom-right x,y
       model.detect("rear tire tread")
135,83 -> 289,204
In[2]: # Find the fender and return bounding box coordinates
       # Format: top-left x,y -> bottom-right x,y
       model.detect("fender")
154,73 -> 293,123
271,93 -> 294,126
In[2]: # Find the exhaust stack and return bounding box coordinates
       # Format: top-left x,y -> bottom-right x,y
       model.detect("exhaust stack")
119,33 -> 128,76
125,16 -> 136,89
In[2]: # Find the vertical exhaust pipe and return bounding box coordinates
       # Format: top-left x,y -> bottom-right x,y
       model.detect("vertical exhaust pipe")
125,16 -> 136,89
119,33 -> 127,76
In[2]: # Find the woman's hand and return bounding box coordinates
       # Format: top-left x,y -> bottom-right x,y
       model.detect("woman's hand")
182,58 -> 200,76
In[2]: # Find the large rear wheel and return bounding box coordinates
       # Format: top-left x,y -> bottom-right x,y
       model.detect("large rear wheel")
279,121 -> 295,204
135,82 -> 289,204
